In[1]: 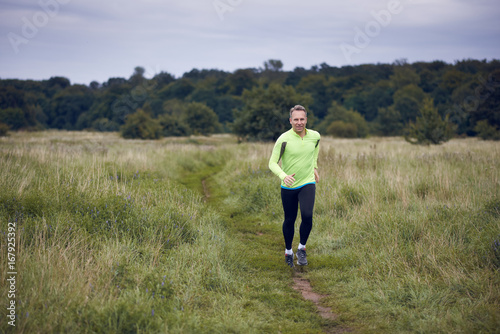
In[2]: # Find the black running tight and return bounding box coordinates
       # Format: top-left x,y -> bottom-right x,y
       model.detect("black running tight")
281,183 -> 316,250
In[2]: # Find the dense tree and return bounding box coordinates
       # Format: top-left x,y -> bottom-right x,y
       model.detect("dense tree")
46,76 -> 71,91
47,84 -> 94,129
454,59 -> 487,74
296,75 -> 329,120
393,84 -> 427,123
227,69 -> 256,95
104,77 -> 128,89
0,85 -> 25,109
469,69 -> 500,129
232,84 -> 312,141
158,78 -> 195,100
284,67 -> 309,87
263,59 -> 283,72
0,83 -> 46,129
375,106 -> 403,136
0,60 -> 499,140
152,71 -> 176,88
390,65 -> 420,90
364,80 -> 394,121
25,104 -> 46,129
89,81 -> 100,90
148,98 -> 165,117
129,66 -> 146,87
418,69 -> 439,93
342,80 -> 393,122
261,59 -> 287,83
182,68 -> 228,82
188,77 -> 223,112
440,70 -> 468,94
0,108 -> 26,130
161,99 -> 186,116
213,95 -> 242,124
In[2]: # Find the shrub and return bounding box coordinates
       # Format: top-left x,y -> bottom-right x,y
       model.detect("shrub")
0,122 -> 9,136
92,118 -> 120,132
474,120 -> 500,141
327,120 -> 358,138
405,98 -> 455,145
120,109 -> 162,139
319,101 -> 369,138
182,102 -> 219,136
158,114 -> 191,137
0,107 -> 26,130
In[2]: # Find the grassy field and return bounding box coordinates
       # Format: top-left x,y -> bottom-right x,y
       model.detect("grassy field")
0,131 -> 499,333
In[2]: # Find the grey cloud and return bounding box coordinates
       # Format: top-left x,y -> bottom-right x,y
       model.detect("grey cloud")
1,0 -> 499,84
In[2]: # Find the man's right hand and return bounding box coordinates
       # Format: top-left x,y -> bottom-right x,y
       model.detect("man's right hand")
283,173 -> 296,187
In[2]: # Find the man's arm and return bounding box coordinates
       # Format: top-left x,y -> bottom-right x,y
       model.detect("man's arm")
269,138 -> 288,181
313,135 -> 320,183
313,137 -> 320,170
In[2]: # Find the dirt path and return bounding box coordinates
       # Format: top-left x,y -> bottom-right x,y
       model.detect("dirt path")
195,174 -> 352,333
292,273 -> 352,333
292,273 -> 337,321
201,178 -> 210,201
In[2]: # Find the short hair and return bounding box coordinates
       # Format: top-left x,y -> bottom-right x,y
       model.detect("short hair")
289,105 -> 307,118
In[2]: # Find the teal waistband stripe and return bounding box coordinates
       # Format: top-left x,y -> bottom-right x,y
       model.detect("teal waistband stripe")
281,182 -> 316,190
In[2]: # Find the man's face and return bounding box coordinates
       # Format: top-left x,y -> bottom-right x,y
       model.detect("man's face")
290,110 -> 307,135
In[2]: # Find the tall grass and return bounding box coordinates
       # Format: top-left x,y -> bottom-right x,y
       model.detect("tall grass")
1,132 -> 499,333
310,138 -> 500,332
212,136 -> 500,333
0,132 -> 266,333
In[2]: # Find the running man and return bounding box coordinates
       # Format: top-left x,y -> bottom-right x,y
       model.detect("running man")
269,105 -> 320,267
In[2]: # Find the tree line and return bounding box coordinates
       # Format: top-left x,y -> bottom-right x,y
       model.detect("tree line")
0,58 -> 499,141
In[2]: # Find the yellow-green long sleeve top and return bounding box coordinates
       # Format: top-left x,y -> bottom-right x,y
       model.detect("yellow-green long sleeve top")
268,128 -> 320,189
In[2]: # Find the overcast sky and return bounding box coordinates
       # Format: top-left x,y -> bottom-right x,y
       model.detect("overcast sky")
1,0 -> 499,85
